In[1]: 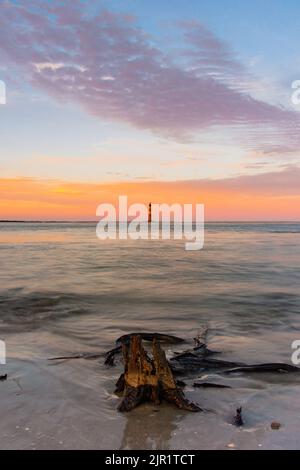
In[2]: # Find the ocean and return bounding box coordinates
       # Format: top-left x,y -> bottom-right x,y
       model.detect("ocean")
0,221 -> 300,450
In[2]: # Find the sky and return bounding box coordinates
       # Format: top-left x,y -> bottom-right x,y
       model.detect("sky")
0,0 -> 300,220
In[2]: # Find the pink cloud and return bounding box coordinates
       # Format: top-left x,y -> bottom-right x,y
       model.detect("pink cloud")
177,165 -> 300,196
0,0 -> 299,150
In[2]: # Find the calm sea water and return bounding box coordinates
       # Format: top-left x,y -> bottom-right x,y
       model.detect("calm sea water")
0,222 -> 300,450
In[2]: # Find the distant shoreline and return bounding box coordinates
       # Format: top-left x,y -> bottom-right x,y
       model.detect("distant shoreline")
0,220 -> 299,224
0,220 -> 98,223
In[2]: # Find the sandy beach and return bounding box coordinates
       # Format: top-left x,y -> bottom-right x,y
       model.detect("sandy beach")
1,222 -> 300,450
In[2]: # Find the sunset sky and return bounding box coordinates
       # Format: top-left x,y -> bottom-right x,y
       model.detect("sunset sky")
0,0 -> 300,220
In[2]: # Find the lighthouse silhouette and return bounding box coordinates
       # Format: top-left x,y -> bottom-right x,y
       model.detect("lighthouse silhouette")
148,202 -> 152,223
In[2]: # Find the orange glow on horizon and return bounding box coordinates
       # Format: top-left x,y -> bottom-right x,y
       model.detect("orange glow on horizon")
0,177 -> 300,221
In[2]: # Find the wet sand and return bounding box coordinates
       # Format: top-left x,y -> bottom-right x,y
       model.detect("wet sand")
2,329 -> 300,450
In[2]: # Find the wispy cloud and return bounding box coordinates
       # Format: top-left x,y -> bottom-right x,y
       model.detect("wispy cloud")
0,0 -> 299,151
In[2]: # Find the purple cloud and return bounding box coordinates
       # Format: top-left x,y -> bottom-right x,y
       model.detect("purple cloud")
185,165 -> 300,196
0,0 -> 299,149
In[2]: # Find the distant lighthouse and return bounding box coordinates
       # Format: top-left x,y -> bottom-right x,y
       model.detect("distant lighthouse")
148,202 -> 152,223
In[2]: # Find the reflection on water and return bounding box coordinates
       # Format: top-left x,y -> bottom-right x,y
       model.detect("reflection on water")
121,407 -> 179,450
0,222 -> 300,449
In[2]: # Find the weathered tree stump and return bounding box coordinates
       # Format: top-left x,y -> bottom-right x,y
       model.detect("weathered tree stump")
117,335 -> 201,412
48,328 -> 300,419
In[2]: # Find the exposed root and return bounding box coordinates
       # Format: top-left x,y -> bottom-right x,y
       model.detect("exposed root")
194,382 -> 231,389
233,407 -> 244,426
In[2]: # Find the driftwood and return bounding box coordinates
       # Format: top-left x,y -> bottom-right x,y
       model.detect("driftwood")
105,332 -> 185,367
48,333 -> 185,366
103,330 -> 300,412
170,352 -> 300,376
224,363 -> 300,374
117,335 -> 201,413
193,382 -> 231,389
233,407 -> 244,426
48,329 -> 300,415
116,332 -> 185,345
48,352 -> 103,362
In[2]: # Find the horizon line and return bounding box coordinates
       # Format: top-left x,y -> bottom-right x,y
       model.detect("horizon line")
0,220 -> 299,224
